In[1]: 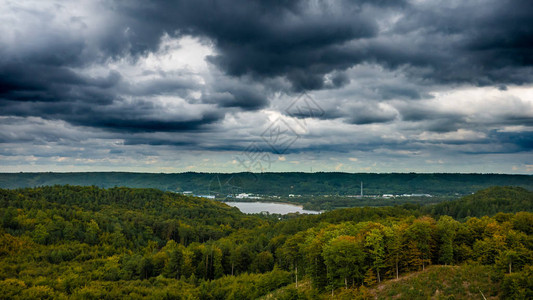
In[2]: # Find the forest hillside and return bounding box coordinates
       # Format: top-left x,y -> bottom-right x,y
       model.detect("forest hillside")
0,185 -> 531,299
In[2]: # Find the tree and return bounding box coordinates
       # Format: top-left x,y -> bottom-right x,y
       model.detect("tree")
139,257 -> 154,279
405,217 -> 436,270
1,207 -> 18,230
498,249 -> 520,274
110,224 -> 128,249
384,224 -> 405,279
363,269 -> 377,286
210,245 -> 224,279
277,233 -> 305,288
252,251 -> 274,273
233,244 -> 253,275
437,216 -> 459,265
33,224 -> 49,245
365,229 -> 385,283
323,235 -> 366,289
473,235 -> 506,265
303,231 -> 328,290
85,219 -> 100,245
512,212 -> 533,234
404,240 -> 423,271
164,246 -> 184,278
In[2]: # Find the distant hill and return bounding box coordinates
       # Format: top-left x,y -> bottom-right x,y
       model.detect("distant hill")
426,186 -> 533,218
0,172 -> 531,196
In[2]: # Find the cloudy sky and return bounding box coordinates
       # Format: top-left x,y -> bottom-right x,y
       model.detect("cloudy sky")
1,0 -> 532,173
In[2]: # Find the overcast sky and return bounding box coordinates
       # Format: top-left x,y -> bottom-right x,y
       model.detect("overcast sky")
1,0 -> 532,173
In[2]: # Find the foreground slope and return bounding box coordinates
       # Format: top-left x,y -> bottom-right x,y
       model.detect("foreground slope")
265,264 -> 531,299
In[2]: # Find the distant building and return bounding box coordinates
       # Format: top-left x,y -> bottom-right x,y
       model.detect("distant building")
236,193 -> 261,199
400,193 -> 432,197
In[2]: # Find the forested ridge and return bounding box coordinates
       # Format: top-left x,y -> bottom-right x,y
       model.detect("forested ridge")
1,172 -> 531,196
1,185 -> 532,299
425,186 -> 533,219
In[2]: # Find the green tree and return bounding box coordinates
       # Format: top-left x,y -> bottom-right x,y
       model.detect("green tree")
405,217 -> 436,270
496,249 -> 526,275
437,216 -> 459,265
277,233 -> 305,288
1,207 -> 18,229
365,228 -> 385,283
252,251 -> 274,273
33,224 -> 49,244
384,224 -> 405,279
85,219 -> 100,245
323,235 -> 366,289
303,230 -> 328,290
164,246 -> 184,278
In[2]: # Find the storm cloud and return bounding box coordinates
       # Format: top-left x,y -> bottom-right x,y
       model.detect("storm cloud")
0,0 -> 532,173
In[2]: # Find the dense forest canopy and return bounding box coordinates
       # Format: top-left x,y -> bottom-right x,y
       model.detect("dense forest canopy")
0,185 -> 532,299
425,186 -> 533,219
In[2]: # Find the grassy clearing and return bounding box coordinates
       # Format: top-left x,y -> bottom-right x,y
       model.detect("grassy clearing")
373,265 -> 500,300
261,265 -> 501,300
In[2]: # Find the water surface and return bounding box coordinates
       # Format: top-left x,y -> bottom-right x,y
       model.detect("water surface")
224,201 -> 320,215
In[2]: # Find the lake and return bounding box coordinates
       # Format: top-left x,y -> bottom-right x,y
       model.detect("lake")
224,201 -> 321,215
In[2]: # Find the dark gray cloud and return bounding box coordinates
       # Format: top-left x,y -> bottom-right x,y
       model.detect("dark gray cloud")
1,96 -> 224,133
345,103 -> 398,125
2,0 -> 532,109
381,0 -> 533,85
490,131 -> 533,153
144,0 -> 531,88
201,76 -> 270,110
0,0 -> 532,172
125,77 -> 199,97
94,0 -> 389,91
73,111 -> 223,132
0,63 -> 120,104
395,104 -> 468,133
